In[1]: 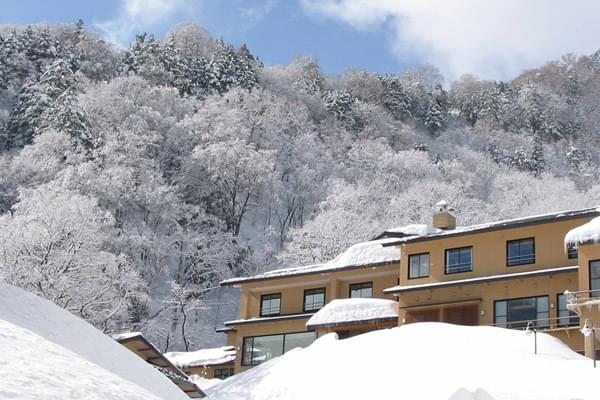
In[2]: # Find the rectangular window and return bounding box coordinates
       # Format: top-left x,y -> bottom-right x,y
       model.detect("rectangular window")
494,296 -> 549,329
507,238 -> 535,266
214,368 -> 234,380
408,253 -> 430,279
557,293 -> 579,327
303,288 -> 326,312
242,332 -> 316,366
591,260 -> 600,297
349,282 -> 373,298
445,247 -> 472,274
567,244 -> 578,259
260,293 -> 281,317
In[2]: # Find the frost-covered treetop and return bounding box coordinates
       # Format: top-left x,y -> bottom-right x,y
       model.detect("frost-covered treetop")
564,214 -> 600,248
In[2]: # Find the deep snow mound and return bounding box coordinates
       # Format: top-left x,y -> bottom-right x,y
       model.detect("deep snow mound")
0,284 -> 189,400
207,323 -> 600,400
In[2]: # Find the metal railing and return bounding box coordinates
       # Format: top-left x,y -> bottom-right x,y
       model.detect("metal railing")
565,289 -> 600,307
489,316 -> 579,331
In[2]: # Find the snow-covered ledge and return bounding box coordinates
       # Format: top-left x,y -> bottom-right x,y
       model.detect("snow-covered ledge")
306,298 -> 398,329
564,215 -> 600,249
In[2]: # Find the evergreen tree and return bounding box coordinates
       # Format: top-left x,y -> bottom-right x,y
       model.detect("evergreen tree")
422,98 -> 446,134
380,74 -> 412,121
236,44 -> 259,90
529,132 -> 545,177
511,146 -> 529,171
207,40 -> 238,94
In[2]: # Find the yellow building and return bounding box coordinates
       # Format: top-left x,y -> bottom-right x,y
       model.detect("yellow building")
221,203 -> 600,372
165,346 -> 236,380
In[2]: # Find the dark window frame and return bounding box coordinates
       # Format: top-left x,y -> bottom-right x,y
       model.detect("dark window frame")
349,281 -> 373,298
444,246 -> 473,274
241,331 -> 316,366
259,293 -> 281,317
590,259 -> 600,298
493,295 -> 550,329
506,237 -> 536,267
408,252 -> 430,279
303,287 -> 326,312
556,293 -> 579,327
214,367 -> 234,379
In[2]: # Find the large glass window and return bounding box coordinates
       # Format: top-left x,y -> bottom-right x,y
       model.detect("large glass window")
445,247 -> 472,274
242,332 -> 316,366
260,293 -> 281,316
349,282 -> 372,298
494,296 -> 549,329
214,368 -> 234,380
303,288 -> 325,312
507,238 -> 535,266
591,260 -> 600,297
409,253 -> 430,279
567,244 -> 578,259
557,293 -> 579,327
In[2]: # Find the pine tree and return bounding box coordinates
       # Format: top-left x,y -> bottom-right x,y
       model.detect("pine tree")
235,44 -> 258,90
380,74 -> 412,121
207,40 -> 238,94
529,132 -> 545,177
422,98 -> 446,134
161,37 -> 192,94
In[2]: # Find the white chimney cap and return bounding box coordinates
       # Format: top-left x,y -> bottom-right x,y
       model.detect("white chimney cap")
436,200 -> 448,207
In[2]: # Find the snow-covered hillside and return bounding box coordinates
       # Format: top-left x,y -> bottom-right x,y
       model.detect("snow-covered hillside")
0,284 -> 189,400
207,323 -> 600,400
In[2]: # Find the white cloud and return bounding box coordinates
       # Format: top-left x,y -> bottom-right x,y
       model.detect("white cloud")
95,0 -> 193,47
301,0 -> 600,81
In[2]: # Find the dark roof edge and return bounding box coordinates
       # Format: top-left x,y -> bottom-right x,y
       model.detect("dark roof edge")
381,208 -> 599,247
384,266 -> 578,294
224,313 -> 315,326
306,316 -> 398,330
220,259 -> 400,287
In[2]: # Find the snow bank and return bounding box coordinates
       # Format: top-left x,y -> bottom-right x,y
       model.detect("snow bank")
306,298 -> 397,328
0,319 -> 164,400
565,216 -> 600,248
166,346 -> 237,368
0,284 -> 188,400
207,323 -> 600,400
323,238 -> 400,270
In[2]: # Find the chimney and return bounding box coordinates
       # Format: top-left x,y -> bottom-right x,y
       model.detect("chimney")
433,200 -> 456,230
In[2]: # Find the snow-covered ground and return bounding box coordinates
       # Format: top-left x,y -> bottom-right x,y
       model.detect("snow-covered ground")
0,283 -> 189,400
207,323 -> 600,400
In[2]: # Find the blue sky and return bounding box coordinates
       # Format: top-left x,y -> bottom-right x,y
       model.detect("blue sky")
2,0 -> 600,82
0,0 -> 416,76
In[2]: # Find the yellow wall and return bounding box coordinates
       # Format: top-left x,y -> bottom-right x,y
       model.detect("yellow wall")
397,217 -> 588,286
577,243 -> 600,292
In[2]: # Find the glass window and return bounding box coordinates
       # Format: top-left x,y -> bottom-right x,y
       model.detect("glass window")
494,296 -> 549,329
567,244 -> 578,259
242,332 -> 316,366
591,260 -> 600,297
445,247 -> 472,274
303,288 -> 326,312
214,368 -> 234,379
557,293 -> 579,327
283,332 -> 316,353
349,282 -> 372,298
409,253 -> 430,279
260,293 -> 281,316
507,238 -> 535,266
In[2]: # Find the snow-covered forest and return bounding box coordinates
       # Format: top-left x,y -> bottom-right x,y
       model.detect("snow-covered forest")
1,21 -> 600,351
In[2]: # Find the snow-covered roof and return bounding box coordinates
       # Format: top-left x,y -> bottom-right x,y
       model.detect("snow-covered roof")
112,331 -> 144,341
377,206 -> 600,245
564,216 -> 600,248
165,346 -> 236,368
222,238 -> 401,285
306,298 -> 398,329
0,283 -> 191,400
207,322 -> 598,400
224,313 -> 315,327
384,266 -> 578,294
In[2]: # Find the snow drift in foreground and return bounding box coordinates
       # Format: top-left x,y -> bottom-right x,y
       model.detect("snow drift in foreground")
207,323 -> 600,400
0,319 -> 164,400
565,216 -> 600,248
0,284 -> 189,400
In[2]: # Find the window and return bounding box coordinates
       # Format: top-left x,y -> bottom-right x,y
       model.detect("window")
445,247 -> 472,274
349,282 -> 372,298
214,368 -> 234,380
408,253 -> 430,279
507,238 -> 535,266
242,332 -> 316,366
260,293 -> 281,316
567,244 -> 578,259
591,260 -> 600,298
494,296 -> 549,329
303,288 -> 326,312
557,293 -> 579,327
